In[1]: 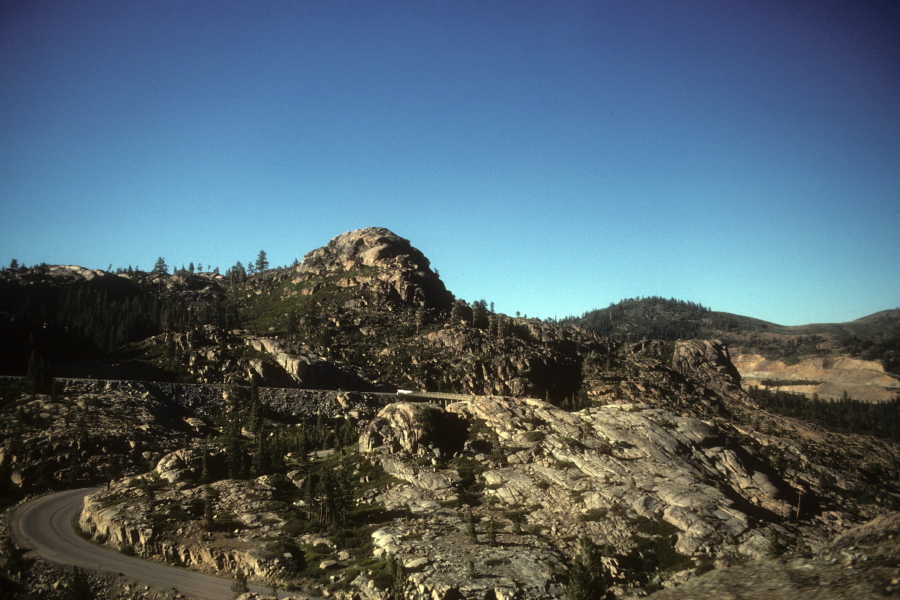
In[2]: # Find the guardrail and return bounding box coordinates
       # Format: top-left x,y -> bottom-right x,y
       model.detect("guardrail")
1,376 -> 540,407
387,390 -> 542,406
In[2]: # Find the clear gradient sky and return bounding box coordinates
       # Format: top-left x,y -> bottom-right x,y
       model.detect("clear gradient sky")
1,1 -> 898,326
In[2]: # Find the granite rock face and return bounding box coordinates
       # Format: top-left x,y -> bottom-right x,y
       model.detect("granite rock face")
672,339 -> 743,393
363,397 -> 788,556
647,511 -> 900,600
0,379 -> 190,493
80,473 -> 299,584
294,227 -> 453,311
58,369 -> 900,600
357,391 -> 900,598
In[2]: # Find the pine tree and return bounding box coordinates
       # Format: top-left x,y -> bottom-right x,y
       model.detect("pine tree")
251,434 -> 271,477
488,514 -> 498,546
203,486 -> 216,531
26,351 -> 52,395
255,250 -> 269,273
269,431 -> 285,471
385,553 -> 406,600
152,257 -> 168,276
467,510 -> 478,543
566,534 -> 611,600
473,300 -> 490,329
248,381 -> 262,433
451,299 -> 472,324
67,566 -> 93,600
227,261 -> 247,286
1,535 -> 28,582
226,415 -> 244,479
201,436 -> 212,482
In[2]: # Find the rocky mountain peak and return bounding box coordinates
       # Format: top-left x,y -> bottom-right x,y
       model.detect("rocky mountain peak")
294,227 -> 453,310
298,227 -> 424,272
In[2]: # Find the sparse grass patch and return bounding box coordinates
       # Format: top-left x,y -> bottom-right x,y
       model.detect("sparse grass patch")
211,511 -> 242,532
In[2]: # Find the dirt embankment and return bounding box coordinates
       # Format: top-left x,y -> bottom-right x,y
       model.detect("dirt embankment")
733,353 -> 900,401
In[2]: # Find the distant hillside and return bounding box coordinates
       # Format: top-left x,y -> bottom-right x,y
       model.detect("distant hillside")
562,297 -> 768,340
2,239 -> 897,402
0,229 -> 595,402
565,297 -> 900,401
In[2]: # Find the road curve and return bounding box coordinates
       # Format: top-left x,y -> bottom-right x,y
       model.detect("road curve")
8,487 -> 278,600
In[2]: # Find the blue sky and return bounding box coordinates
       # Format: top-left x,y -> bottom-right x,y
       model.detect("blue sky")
1,0 -> 898,326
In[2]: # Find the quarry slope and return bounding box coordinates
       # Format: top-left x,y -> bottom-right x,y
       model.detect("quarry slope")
733,353 -> 899,401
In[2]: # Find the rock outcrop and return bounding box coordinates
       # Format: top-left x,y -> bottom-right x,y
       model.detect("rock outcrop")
246,335 -> 386,391
416,321 -> 588,398
293,227 -> 453,311
356,392 -> 899,598
647,511 -> 900,600
581,339 -> 755,421
672,339 -> 742,392
79,473 -> 298,584
50,357 -> 899,600
0,379 -> 190,494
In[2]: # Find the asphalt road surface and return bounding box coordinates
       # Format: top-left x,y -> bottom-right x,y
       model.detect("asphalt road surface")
8,487 -> 284,599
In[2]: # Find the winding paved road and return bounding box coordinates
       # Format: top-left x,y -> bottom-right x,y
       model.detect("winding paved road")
8,487 -> 283,599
